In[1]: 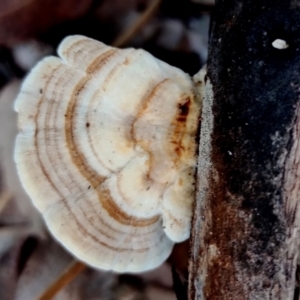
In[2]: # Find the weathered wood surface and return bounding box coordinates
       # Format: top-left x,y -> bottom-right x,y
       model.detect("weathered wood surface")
189,1 -> 300,299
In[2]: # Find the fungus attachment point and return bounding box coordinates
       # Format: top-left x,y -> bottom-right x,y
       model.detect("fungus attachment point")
14,35 -> 203,273
272,39 -> 289,50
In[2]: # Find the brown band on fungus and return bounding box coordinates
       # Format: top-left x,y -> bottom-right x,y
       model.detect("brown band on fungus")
35,84 -> 159,251
169,96 -> 194,163
33,70 -> 140,252
65,53 -> 160,228
100,187 -> 160,227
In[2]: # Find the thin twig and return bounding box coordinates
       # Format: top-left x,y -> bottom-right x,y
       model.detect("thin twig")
38,260 -> 86,300
112,0 -> 162,47
0,189 -> 12,212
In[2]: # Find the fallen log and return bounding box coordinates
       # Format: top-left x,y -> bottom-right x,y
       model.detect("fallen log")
189,1 -> 300,299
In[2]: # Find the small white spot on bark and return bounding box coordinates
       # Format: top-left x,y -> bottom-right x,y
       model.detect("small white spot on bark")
208,244 -> 219,263
272,39 -> 289,50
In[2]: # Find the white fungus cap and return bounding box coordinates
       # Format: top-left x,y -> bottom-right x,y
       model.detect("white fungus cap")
14,35 -> 203,273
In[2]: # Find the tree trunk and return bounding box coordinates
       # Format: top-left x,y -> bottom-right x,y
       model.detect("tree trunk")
188,1 -> 300,299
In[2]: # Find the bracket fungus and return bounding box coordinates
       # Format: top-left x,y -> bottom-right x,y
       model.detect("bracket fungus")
14,35 -> 203,272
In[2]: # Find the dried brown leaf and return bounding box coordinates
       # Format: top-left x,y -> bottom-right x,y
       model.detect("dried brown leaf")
0,0 -> 93,46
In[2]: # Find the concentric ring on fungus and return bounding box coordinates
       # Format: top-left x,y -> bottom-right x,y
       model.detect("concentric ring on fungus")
14,35 -> 203,273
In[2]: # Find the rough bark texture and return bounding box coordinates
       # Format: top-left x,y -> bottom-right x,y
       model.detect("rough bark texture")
188,1 -> 300,299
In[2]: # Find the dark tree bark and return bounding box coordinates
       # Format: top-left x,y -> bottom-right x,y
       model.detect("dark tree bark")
188,1 -> 300,299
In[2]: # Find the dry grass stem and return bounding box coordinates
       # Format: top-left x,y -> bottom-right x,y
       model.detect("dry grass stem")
0,189 -> 12,212
38,260 -> 86,300
112,0 -> 162,47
